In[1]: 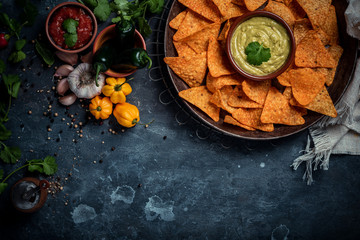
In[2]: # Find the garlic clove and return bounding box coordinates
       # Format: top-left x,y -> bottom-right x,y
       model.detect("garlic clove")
80,51 -> 93,64
59,93 -> 77,106
55,51 -> 78,65
56,78 -> 69,96
54,65 -> 74,77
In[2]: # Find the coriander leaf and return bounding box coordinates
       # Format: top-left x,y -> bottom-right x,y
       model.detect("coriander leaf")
93,0 -> 111,22
245,41 -> 271,66
0,146 -> 21,164
111,16 -> 122,23
15,39 -> 27,51
0,123 -> 11,141
64,33 -> 77,48
0,169 -> 3,180
42,156 -> 57,175
146,0 -> 164,14
8,51 -> 26,63
2,74 -> 21,98
0,13 -> 21,39
137,16 -> 152,38
35,40 -> 55,66
111,0 -> 129,12
80,0 -> 98,9
63,18 -> 79,34
0,59 -> 5,73
27,158 -> 44,173
0,102 -> 8,122
0,182 -> 8,194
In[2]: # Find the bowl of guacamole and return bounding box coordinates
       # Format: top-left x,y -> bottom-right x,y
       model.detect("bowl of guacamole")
226,11 -> 295,81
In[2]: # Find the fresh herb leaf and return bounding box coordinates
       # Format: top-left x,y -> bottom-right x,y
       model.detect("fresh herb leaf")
0,182 -> 8,194
28,156 -> 57,175
2,74 -> 21,98
8,50 -> 26,63
0,59 -> 5,73
42,156 -> 58,175
93,0 -> 111,22
0,12 -> 21,39
245,41 -> 271,66
111,0 -> 129,12
15,39 -> 26,51
28,159 -> 44,173
0,145 -> 21,164
64,33 -> 78,48
0,123 -> 11,141
147,0 -> 164,14
35,40 -> 55,66
63,18 -> 79,34
80,0 -> 98,9
138,16 -> 152,38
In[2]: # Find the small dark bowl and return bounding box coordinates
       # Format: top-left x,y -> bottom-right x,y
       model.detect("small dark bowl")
45,2 -> 97,53
226,11 -> 296,81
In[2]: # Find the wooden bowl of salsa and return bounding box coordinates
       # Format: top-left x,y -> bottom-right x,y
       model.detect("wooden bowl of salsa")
45,2 -> 97,53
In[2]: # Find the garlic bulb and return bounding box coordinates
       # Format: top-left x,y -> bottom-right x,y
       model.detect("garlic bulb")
67,63 -> 105,99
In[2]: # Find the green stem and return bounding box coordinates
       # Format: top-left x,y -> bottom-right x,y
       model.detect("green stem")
145,55 -> 152,69
95,64 -> 101,87
3,95 -> 11,122
1,163 -> 29,183
0,141 -> 6,149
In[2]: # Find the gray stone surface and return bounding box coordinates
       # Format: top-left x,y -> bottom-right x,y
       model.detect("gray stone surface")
0,1 -> 360,239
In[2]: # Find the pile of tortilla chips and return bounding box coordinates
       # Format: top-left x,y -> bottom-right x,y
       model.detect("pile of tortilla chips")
164,0 -> 342,132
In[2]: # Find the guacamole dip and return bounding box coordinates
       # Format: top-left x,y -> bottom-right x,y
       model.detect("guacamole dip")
230,16 -> 290,76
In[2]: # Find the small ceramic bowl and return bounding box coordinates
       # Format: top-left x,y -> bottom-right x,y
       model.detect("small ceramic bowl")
45,2 -> 97,53
92,24 -> 146,78
226,11 -> 295,81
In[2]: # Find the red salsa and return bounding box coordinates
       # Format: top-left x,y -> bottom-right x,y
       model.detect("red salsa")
49,6 -> 93,49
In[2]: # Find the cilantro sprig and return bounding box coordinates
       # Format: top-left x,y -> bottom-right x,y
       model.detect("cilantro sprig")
63,18 -> 79,48
245,41 -> 271,66
79,0 -> 164,38
0,156 -> 58,194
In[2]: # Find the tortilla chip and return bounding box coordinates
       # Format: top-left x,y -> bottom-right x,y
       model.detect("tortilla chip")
179,86 -> 220,121
178,0 -> 222,22
261,87 -> 305,125
207,36 -> 236,77
321,5 -> 339,45
231,0 -> 245,6
286,0 -> 306,20
295,30 -> 337,68
290,86 -> 337,117
224,115 -> 256,130
277,69 -> 292,87
164,52 -> 207,87
325,45 -> 343,86
218,19 -> 232,42
296,0 -> 331,31
232,108 -> 274,132
282,87 -> 308,116
242,79 -> 271,105
210,86 -> 237,113
211,0 -> 246,21
288,68 -> 326,105
206,73 -> 243,93
180,23 -> 221,54
264,0 -> 296,28
173,41 -> 197,57
173,10 -> 212,41
228,86 -> 263,108
169,10 -> 187,30
244,0 -> 267,11
294,18 -> 311,45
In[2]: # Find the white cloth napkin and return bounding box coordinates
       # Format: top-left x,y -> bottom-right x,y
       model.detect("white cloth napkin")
291,0 -> 360,185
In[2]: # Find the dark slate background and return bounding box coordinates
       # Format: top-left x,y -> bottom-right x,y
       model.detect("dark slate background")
0,1 -> 359,239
